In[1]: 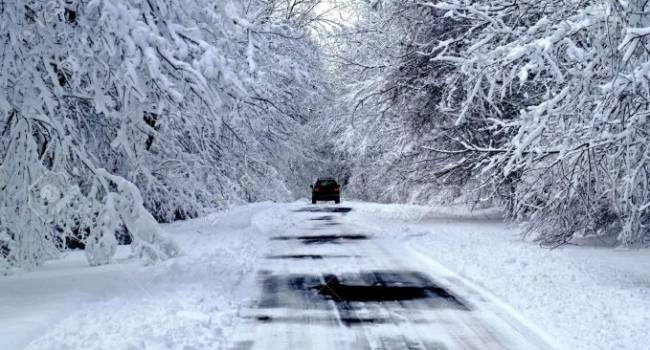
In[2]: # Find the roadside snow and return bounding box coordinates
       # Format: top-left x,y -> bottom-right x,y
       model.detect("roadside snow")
0,201 -> 285,350
347,201 -> 650,350
3,200 -> 648,350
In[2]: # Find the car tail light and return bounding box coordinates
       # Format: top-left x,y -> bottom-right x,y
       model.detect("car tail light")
334,187 -> 339,192
314,187 -> 320,192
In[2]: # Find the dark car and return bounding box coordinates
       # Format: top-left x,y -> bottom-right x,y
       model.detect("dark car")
311,178 -> 341,204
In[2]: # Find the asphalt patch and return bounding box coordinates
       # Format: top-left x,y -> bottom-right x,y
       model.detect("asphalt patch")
316,273 -> 464,305
271,234 -> 369,244
321,222 -> 340,226
256,270 -> 469,327
295,207 -> 352,213
250,314 -> 387,326
266,254 -> 356,260
266,254 -> 325,260
310,215 -> 335,221
375,337 -> 449,350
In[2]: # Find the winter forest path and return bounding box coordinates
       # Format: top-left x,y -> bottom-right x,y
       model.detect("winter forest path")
229,204 -> 556,350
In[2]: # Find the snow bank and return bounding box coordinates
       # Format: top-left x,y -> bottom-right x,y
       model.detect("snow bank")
348,201 -> 650,350
0,201 -> 283,350
348,200 -> 503,222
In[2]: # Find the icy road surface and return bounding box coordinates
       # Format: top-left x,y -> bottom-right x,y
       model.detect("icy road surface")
229,205 -> 555,350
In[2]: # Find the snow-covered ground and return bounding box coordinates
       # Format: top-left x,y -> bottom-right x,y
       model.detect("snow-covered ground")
1,200 -> 648,350
0,202 -> 278,350
347,202 -> 650,350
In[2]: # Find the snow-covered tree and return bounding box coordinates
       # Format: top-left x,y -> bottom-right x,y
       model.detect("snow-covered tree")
330,0 -> 650,246
0,0 -> 328,270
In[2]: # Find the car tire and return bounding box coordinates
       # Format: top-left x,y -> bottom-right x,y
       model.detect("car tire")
335,199 -> 340,204
312,198 -> 317,204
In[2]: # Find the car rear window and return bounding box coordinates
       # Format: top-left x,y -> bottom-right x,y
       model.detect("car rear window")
316,180 -> 337,188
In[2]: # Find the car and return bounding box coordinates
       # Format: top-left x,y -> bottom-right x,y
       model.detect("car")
311,178 -> 341,204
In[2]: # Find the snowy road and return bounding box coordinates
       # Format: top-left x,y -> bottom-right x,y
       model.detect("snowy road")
229,205 -> 555,350
6,201 -> 647,350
